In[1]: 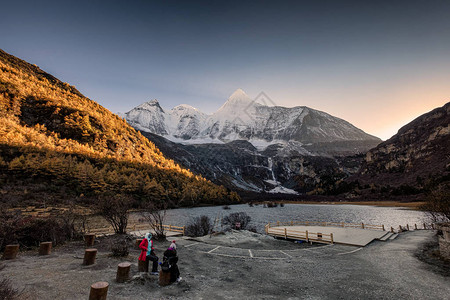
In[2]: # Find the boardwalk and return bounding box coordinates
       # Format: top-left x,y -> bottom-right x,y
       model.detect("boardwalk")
267,225 -> 392,246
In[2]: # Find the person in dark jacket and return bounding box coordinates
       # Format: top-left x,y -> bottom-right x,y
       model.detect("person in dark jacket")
162,245 -> 181,282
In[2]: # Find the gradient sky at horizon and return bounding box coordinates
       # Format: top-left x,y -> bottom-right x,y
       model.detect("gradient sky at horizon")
2,0 -> 450,140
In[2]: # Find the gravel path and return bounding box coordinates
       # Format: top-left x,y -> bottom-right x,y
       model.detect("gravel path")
0,230 -> 448,299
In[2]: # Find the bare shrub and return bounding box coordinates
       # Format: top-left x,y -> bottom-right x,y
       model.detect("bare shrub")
0,277 -> 19,300
0,208 -> 25,251
0,205 -> 81,251
421,184 -> 450,223
111,238 -> 129,257
185,215 -> 213,237
97,194 -> 133,234
58,204 -> 86,240
222,212 -> 251,230
18,218 -> 65,247
141,202 -> 168,240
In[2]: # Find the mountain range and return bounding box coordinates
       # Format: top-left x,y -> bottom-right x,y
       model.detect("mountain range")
126,89 -> 381,194
126,89 -> 381,156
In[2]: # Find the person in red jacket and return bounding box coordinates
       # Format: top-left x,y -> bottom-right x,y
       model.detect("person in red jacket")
138,233 -> 159,274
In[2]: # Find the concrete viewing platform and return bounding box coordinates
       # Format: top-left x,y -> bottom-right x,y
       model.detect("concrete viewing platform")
267,225 -> 393,247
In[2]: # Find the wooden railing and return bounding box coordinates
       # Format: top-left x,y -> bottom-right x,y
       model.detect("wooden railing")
161,224 -> 185,234
265,220 -> 385,231
86,223 -> 185,235
265,225 -> 334,244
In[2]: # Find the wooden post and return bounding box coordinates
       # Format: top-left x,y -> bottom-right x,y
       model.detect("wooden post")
291,220 -> 293,226
136,239 -> 143,249
341,222 -> 344,227
284,228 -> 287,239
306,231 -> 309,242
39,242 -> 52,255
169,224 -> 172,231
391,227 -> 394,233
361,223 -> 365,229
382,225 -> 385,231
414,224 -> 417,230
138,258 -> 149,272
423,223 -> 426,230
116,262 -> 131,283
399,225 -> 402,232
85,234 -> 96,247
159,270 -> 171,286
89,281 -> 109,300
330,233 -> 334,244
406,224 -> 409,231
2,244 -> 19,260
83,249 -> 97,265
277,221 -> 280,226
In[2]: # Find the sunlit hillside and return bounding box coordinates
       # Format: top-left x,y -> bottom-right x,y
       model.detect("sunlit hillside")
0,49 -> 239,206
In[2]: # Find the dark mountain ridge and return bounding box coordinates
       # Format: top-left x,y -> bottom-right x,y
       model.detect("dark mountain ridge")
344,102 -> 450,199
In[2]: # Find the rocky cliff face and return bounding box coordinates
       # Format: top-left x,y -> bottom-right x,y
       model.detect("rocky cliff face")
141,131 -> 364,195
352,102 -> 450,193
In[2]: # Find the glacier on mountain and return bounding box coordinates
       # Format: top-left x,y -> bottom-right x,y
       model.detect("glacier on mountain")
125,88 -> 380,151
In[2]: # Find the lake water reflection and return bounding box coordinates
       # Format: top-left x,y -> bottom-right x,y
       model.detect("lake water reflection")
162,203 -> 428,233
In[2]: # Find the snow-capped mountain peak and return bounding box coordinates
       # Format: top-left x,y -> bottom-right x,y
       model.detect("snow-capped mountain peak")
125,89 -> 380,149
135,99 -> 164,112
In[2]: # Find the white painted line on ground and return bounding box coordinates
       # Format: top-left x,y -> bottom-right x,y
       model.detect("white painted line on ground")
302,244 -> 334,253
203,252 -> 287,260
248,249 -> 253,258
183,243 -> 199,248
207,246 -> 221,253
279,250 -> 292,258
336,247 -> 362,255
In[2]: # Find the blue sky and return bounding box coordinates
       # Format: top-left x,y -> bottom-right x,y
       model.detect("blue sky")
2,0 -> 450,140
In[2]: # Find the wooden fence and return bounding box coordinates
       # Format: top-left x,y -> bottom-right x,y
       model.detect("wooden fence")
265,225 -> 334,244
86,223 -> 185,235
265,220 -> 385,231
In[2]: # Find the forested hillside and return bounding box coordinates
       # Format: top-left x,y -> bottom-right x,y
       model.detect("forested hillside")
0,49 -> 239,207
